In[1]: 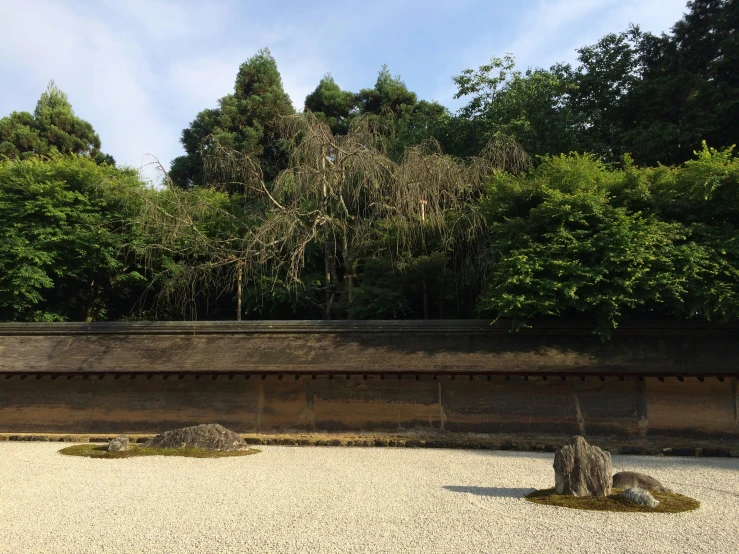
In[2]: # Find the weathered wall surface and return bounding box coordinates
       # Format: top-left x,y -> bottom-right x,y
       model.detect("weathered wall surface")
1,375 -> 736,439
2,320 -> 739,376
1,321 -> 737,439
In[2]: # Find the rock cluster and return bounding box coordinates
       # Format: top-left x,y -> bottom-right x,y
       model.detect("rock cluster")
553,436 -> 612,497
147,423 -> 247,451
619,487 -> 660,508
107,435 -> 129,453
613,471 -> 671,492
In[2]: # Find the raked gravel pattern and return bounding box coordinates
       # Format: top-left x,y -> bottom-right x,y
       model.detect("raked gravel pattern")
1,443 -> 738,554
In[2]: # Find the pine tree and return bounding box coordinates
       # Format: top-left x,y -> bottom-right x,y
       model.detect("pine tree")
170,49 -> 295,189
0,81 -> 114,164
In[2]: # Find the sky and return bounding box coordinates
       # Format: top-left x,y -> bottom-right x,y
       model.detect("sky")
0,0 -> 690,182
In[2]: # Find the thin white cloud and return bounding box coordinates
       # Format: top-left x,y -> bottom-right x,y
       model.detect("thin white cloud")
436,0 -> 688,110
101,0 -> 192,41
168,54 -> 247,113
0,1 -> 172,176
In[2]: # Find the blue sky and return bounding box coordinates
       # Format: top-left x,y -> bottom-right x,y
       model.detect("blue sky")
0,0 -> 689,181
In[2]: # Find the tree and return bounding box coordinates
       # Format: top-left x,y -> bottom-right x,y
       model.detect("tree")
0,81 -> 114,165
304,74 -> 356,135
453,56 -> 582,159
0,155 -> 145,322
478,149 -> 739,336
142,113 -> 530,320
621,0 -> 739,165
170,49 -> 295,189
567,26 -> 648,161
563,1 -> 738,166
305,67 -> 460,161
355,65 -> 418,119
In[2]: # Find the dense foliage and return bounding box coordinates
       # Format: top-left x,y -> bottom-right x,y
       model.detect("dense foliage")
479,146 -> 739,336
0,0 -> 737,337
0,156 -> 146,321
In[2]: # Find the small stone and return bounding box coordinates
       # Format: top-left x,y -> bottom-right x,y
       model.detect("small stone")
613,471 -> 671,492
554,436 -> 613,497
107,435 -> 129,453
620,487 -> 660,508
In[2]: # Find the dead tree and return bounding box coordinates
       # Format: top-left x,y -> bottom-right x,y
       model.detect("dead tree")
131,113 -> 531,320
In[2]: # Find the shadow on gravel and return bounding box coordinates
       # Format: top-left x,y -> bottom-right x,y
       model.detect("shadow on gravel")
443,486 -> 536,498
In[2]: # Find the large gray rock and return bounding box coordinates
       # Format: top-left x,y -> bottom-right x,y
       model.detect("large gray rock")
147,424 -> 247,451
553,436 -> 613,497
107,435 -> 129,453
620,487 -> 660,508
613,471 -> 671,492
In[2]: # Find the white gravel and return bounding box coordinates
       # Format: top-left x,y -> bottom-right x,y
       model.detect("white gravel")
1,443 -> 737,554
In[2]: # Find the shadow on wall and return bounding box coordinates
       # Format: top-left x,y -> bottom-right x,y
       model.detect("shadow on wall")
443,486 -> 537,498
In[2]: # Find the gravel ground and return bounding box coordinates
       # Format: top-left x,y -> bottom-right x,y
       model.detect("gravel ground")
1,443 -> 737,554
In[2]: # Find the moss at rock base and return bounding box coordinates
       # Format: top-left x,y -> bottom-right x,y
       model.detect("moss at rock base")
58,444 -> 260,459
525,488 -> 699,513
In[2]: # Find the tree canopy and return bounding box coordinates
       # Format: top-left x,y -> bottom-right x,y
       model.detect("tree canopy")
1,0 -> 738,337
170,49 -> 295,189
0,81 -> 114,165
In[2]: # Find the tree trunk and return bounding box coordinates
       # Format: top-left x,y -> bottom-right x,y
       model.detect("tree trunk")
324,241 -> 338,320
236,263 -> 242,322
342,235 -> 354,320
423,276 -> 429,320
83,279 -> 100,322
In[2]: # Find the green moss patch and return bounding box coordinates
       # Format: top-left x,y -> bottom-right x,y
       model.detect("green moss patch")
525,488 -> 700,513
58,444 -> 260,459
